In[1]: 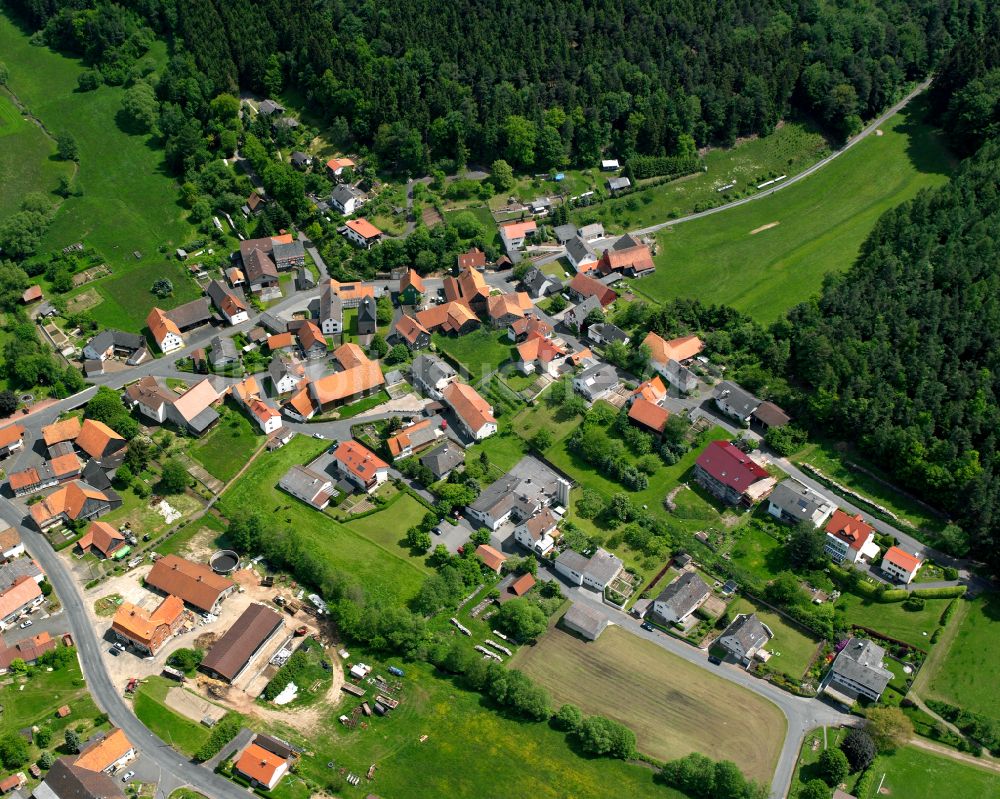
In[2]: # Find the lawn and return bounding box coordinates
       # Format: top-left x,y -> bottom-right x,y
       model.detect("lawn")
788,726 -> 847,797
728,597 -> 821,679
271,656 -> 679,799
790,438 -> 946,537
638,98 -> 955,323
133,677 -> 214,757
343,492 -> 432,555
925,593 -> 1000,719
432,329 -> 515,382
190,403 -> 265,482
0,89 -> 73,219
217,437 -> 429,603
334,389 -> 391,419
570,119 -> 830,234
834,592 -> 950,648
729,522 -> 790,584
101,485 -> 204,540
81,259 -> 204,333
512,625 -> 785,782
855,745 -> 1000,799
465,429 -> 528,475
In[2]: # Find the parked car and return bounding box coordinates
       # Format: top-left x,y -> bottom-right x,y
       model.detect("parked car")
109,647 -> 121,656
432,527 -> 443,536
18,620 -> 32,629
114,642 -> 126,650
640,622 -> 653,632
312,432 -> 325,439
708,655 -> 722,665
121,771 -> 135,783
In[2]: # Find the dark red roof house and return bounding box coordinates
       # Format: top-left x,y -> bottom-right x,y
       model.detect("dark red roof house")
692,440 -> 775,506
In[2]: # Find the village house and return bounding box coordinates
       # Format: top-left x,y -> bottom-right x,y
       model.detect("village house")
0,526 -> 25,560
268,355 -> 305,395
290,151 -> 311,169
76,521 -> 126,559
718,613 -> 773,663
239,240 -> 279,294
651,571 -> 711,625
201,603 -> 284,684
825,638 -> 894,704
499,220 -> 537,254
75,418 -> 126,469
561,295 -> 603,333
606,176 -> 632,193
282,385 -> 318,422
357,295 -> 377,336
508,316 -> 553,343
9,455 -> 82,497
278,465 -> 334,510
628,398 -> 670,435
444,267 -> 491,316
144,554 -> 236,614
110,595 -> 184,656
486,292 -> 533,327
457,247 -> 487,271
0,425 -> 24,459
751,401 -> 791,432
307,351 -> 385,411
208,335 -> 239,370
257,99 -> 284,116
565,235 -> 599,273
0,557 -> 43,591
124,375 -> 225,436
572,362 -> 620,402
517,332 -> 567,377
0,630 -> 56,672
767,479 -> 835,528
386,418 -> 442,460
74,729 -> 135,775
714,381 -> 762,424
561,603 -> 609,640
467,456 -> 570,531
390,314 -> 431,350
419,442 -> 465,481
29,482 -> 120,531
631,376 -> 667,405
325,156 -> 356,179
579,223 -> 605,241
442,382 -> 497,441
207,280 -> 250,325
232,376 -> 283,434
331,440 -> 389,493
476,544 -> 507,574
33,756 -> 125,799
344,218 -> 383,249
415,300 -> 480,335
82,330 -> 147,364
410,354 -> 457,400
554,548 -> 623,592
643,332 -> 703,393
520,267 -> 562,298
601,159 -> 620,171
295,321 -> 327,359
824,510 -> 880,565
330,184 -> 364,215
881,546 -> 923,584
164,298 -> 212,334
318,281 -> 344,334
398,269 -> 425,306
587,322 -> 629,347
146,308 -> 184,353
235,740 -> 291,792
0,576 -> 44,629
596,233 -> 654,277
694,440 -> 776,506
513,508 -> 559,556
567,273 -> 617,307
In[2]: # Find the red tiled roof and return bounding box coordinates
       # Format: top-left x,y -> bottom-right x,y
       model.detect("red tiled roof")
346,218 -> 382,240
443,382 -> 495,433
643,332 -> 703,366
476,544 -> 507,571
695,440 -> 769,493
510,573 -> 536,596
568,273 -> 617,306
393,314 -> 429,344
400,269 -> 425,294
628,398 -> 670,433
0,425 -> 25,449
457,248 -> 487,270
884,546 -> 922,572
332,440 -> 388,482
76,419 -> 124,459
825,510 -> 874,551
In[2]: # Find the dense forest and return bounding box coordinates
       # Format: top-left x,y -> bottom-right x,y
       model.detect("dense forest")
7,0 -> 989,170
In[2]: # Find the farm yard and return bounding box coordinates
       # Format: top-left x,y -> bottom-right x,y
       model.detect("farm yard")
638,99 -> 955,323
512,625 -> 785,781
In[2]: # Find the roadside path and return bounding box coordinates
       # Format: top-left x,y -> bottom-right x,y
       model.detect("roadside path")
629,79 -> 932,237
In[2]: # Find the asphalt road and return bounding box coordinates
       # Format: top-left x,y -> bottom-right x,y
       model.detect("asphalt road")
629,78 -> 933,237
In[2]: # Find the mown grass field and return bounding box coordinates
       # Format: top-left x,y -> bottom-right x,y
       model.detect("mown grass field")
275,656 -> 678,799
639,98 -> 955,322
834,593 -> 950,648
728,597 -> 821,679
925,594 -> 1000,718
190,403 -> 264,482
856,745 -> 1000,799
89,259 -> 204,331
133,677 -> 214,757
343,492 -> 430,553
729,521 -> 791,583
217,436 -> 429,603
432,328 -> 516,382
0,90 -> 72,219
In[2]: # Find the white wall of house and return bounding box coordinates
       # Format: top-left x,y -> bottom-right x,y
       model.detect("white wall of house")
158,332 -> 184,353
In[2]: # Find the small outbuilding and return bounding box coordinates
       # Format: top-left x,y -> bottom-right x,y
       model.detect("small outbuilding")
561,602 -> 609,640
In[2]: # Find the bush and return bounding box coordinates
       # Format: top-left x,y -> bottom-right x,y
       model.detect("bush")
817,746 -> 850,786
912,585 -> 966,599
194,715 -> 242,761
576,715 -> 636,760
167,647 -> 204,675
552,703 -> 583,732
903,595 -> 925,611
840,728 -> 877,772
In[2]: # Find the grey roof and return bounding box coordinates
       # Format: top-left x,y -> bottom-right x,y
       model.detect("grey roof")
470,456 -> 567,517
612,232 -> 643,251
589,322 -> 629,344
82,459 -> 112,491
358,295 -> 377,324
384,369 -> 404,386
420,442 -> 465,477
295,265 -> 316,290
209,336 -> 239,364
164,297 -> 212,330
268,355 -> 296,388
278,465 -> 331,503
273,239 -> 305,263
665,358 -> 697,386
562,295 -> 602,329
87,329 -> 144,354
258,99 -> 284,116
566,235 -> 596,264
319,283 -> 343,323
553,223 -> 577,244
259,313 -> 285,334
531,196 -> 551,209
521,268 -> 550,295
290,151 -> 310,166
585,548 -> 623,585
831,637 -> 893,695
714,380 -> 761,418
411,354 -> 456,389
562,602 -> 608,639
0,557 -> 43,590
655,572 -> 710,618
721,613 -> 771,654
33,757 -> 123,799
579,223 -> 605,240
607,176 -> 631,191
555,549 -> 589,574
330,184 -> 362,209
769,479 -> 833,522
187,407 -> 219,435
574,362 -> 619,396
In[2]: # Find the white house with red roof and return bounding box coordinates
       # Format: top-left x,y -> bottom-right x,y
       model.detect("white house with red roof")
693,440 -> 776,506
344,218 -> 383,249
331,440 -> 388,493
824,510 -> 880,565
881,546 -> 923,584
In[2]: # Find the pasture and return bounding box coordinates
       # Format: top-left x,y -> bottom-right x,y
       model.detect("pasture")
640,99 -> 955,323
217,436 -> 430,603
925,593 -> 1000,719
512,625 -> 785,782
856,745 -> 1000,799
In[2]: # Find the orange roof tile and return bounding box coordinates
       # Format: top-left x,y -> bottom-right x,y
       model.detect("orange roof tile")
393,314 -> 430,344
284,385 -> 317,419
333,440 -> 388,481
171,378 -> 222,424
112,595 -> 183,645
500,220 -> 537,240
884,546 -> 922,573
76,418 -> 124,459
386,419 -> 434,457
310,362 -> 385,406
50,452 -> 82,477
29,482 -> 109,526
236,742 -> 287,786
297,321 -> 325,351
74,728 -> 133,773
415,301 -> 478,333
457,248 -> 487,270
443,382 -> 495,433
517,332 -> 566,365
41,417 -> 81,447
267,333 -> 295,351
0,425 -> 25,449
333,342 -> 368,370
0,576 -> 42,620
232,376 -> 260,405
325,157 -> 355,171
510,573 -> 536,596
628,398 -> 670,433
825,510 -> 875,551
400,269 -> 425,294
326,279 -> 376,303
487,292 -> 533,321
475,544 -> 507,571
346,218 -> 383,240
597,239 -> 654,274
146,307 -> 182,347
643,332 -> 703,366
145,555 -> 235,613
634,376 -> 667,403
568,273 -> 617,306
